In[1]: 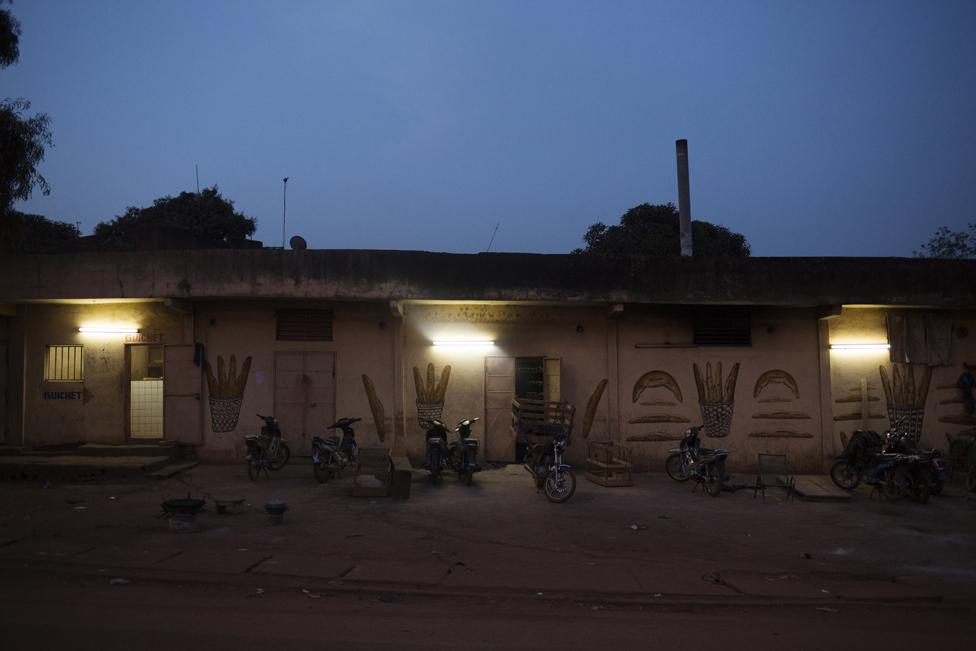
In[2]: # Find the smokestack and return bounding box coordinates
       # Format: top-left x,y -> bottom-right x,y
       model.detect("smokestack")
675,139 -> 693,257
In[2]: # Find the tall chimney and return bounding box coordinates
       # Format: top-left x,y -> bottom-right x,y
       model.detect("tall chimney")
675,139 -> 693,257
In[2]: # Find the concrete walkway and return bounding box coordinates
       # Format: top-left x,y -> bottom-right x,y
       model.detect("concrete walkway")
1,463 -> 974,608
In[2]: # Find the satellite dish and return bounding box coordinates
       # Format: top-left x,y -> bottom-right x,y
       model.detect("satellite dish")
289,235 -> 307,251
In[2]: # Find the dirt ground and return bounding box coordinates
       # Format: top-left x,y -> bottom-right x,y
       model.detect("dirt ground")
1,462 -> 974,649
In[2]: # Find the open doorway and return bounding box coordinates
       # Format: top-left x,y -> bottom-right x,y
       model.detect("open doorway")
127,344 -> 164,439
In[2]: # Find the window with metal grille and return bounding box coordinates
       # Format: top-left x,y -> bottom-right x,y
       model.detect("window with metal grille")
276,309 -> 334,341
693,308 -> 752,346
45,345 -> 85,381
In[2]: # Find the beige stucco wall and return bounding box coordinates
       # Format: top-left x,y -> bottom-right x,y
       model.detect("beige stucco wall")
19,301 -> 187,446
193,301 -> 397,462
401,303 -> 611,466
616,306 -> 825,472
827,307 -> 976,454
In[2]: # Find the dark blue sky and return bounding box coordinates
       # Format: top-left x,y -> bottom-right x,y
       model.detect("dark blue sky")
6,0 -> 975,255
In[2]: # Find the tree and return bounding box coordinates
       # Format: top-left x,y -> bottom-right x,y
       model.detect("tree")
0,99 -> 53,214
0,210 -> 80,253
93,186 -> 257,250
575,203 -> 750,258
1,3 -> 53,216
914,224 -> 976,259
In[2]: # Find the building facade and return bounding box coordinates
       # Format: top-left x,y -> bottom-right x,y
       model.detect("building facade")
1,250 -> 973,472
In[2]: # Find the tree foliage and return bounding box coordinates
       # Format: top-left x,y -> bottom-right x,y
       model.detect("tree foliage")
0,99 -> 53,213
914,224 -> 976,259
0,5 -> 20,68
1,3 -> 53,216
0,210 -> 80,253
575,203 -> 750,258
93,186 -> 257,250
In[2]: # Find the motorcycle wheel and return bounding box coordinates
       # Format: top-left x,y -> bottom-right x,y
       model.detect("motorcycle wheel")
428,449 -> 442,483
544,470 -> 577,503
881,468 -> 909,501
929,480 -> 943,497
313,459 -> 335,484
269,443 -> 290,471
704,466 -> 723,497
917,480 -> 930,505
665,453 -> 691,482
829,460 -> 860,490
247,461 -> 261,482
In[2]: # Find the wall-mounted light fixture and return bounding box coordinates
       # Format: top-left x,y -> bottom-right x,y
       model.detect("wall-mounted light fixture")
78,326 -> 139,334
432,339 -> 494,348
829,343 -> 890,351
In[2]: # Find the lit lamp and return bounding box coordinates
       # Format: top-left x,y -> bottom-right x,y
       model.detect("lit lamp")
78,326 -> 139,334
829,343 -> 890,351
432,339 -> 494,348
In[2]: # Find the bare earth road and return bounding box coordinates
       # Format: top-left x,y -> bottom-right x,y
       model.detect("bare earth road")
1,463 -> 973,650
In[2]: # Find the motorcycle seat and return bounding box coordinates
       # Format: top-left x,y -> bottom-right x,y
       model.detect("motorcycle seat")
460,437 -> 479,446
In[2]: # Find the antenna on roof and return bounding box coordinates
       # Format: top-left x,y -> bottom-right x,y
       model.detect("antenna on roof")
195,164 -> 200,193
485,222 -> 500,252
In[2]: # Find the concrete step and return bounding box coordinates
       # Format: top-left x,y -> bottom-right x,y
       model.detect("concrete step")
0,454 -> 190,483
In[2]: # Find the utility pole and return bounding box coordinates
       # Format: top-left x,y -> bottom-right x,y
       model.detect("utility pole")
282,177 -> 289,248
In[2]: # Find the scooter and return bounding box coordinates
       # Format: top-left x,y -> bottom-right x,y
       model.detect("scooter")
244,413 -> 291,481
447,417 -> 481,485
666,425 -> 728,496
523,433 -> 576,503
311,417 -> 360,483
425,419 -> 449,482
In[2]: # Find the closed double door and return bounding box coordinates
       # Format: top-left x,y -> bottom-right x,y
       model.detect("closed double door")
274,352 -> 336,454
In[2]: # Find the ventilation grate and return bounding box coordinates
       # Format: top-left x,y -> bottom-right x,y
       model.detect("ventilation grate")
276,309 -> 334,341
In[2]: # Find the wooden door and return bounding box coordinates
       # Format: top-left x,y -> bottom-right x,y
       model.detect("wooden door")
544,357 -> 561,402
163,345 -> 202,444
274,351 -> 335,454
485,356 -> 515,462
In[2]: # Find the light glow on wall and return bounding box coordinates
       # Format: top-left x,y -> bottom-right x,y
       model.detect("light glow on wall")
78,325 -> 140,334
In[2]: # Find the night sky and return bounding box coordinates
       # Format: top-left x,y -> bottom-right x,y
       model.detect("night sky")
6,0 -> 975,256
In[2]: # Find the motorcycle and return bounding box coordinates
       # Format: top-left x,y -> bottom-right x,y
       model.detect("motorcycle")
665,425 -> 729,496
829,429 -> 884,490
425,419 -> 450,482
523,433 -> 576,503
447,417 -> 481,485
244,413 -> 291,481
833,425 -> 946,501
311,417 -> 360,483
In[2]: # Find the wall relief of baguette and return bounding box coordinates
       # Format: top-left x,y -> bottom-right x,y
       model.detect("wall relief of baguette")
413,363 -> 452,429
627,371 -> 689,435
361,374 -> 386,442
693,361 -> 739,438
203,354 -> 252,433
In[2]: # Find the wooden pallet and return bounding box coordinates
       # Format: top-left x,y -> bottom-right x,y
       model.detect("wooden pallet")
791,474 -> 851,502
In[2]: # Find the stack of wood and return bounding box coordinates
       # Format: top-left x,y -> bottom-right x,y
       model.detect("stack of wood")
585,441 -> 633,487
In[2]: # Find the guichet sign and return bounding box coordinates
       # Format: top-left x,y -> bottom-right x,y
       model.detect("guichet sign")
124,333 -> 164,344
43,391 -> 83,400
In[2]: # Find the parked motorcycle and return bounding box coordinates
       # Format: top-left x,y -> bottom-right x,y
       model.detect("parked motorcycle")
311,417 -> 360,483
665,425 -> 729,496
829,429 -> 884,490
244,413 -> 291,481
832,425 -> 946,501
447,417 -> 481,485
523,433 -> 576,503
425,419 -> 450,482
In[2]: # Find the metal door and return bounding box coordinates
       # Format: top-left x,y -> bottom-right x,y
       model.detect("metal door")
163,345 -> 202,444
485,356 -> 515,462
274,351 -> 335,454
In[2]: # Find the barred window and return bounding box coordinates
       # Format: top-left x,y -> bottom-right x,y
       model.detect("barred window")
45,345 -> 85,381
276,309 -> 334,341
